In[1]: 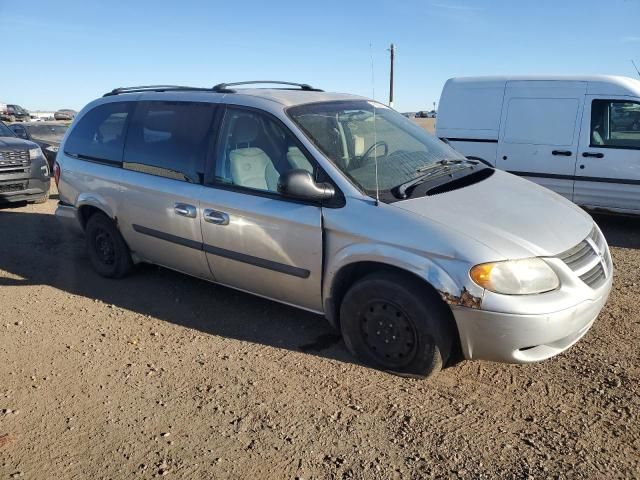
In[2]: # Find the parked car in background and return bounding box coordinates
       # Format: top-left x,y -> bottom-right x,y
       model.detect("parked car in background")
54,109 -> 77,121
54,81 -> 611,378
1,104 -> 30,122
8,122 -> 68,168
0,121 -> 50,204
437,75 -> 640,215
415,110 -> 430,118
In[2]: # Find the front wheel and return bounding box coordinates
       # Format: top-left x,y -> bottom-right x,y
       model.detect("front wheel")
340,272 -> 457,378
85,212 -> 132,278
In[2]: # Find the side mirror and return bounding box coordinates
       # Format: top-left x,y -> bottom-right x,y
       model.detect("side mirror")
278,169 -> 335,202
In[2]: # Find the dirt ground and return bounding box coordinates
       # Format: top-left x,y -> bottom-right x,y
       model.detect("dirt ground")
1,184 -> 639,480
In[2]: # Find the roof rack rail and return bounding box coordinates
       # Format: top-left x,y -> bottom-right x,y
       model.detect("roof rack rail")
212,81 -> 323,93
103,85 -> 214,97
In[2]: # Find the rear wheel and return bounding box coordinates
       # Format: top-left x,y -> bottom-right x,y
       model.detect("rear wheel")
85,212 -> 132,278
340,271 -> 456,378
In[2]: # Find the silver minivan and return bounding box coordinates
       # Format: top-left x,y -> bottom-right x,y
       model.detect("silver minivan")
55,81 -> 613,377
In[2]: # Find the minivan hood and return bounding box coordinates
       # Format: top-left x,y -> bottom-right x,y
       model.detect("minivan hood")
393,169 -> 592,259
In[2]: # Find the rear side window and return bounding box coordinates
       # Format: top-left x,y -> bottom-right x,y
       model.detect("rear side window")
123,101 -> 215,183
65,102 -> 132,163
503,98 -> 579,146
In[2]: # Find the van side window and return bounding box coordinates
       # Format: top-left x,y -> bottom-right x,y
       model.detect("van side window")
503,98 -> 579,146
591,100 -> 640,149
123,101 -> 215,183
214,107 -> 314,193
65,102 -> 133,163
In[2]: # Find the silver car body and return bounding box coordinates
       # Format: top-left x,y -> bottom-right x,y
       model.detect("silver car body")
55,88 -> 613,364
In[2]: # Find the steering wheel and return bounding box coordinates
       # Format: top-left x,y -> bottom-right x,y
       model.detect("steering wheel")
362,140 -> 389,161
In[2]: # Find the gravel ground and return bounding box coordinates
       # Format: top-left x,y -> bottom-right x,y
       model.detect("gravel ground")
0,187 -> 638,479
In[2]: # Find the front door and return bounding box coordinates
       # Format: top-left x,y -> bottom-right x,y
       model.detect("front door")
199,106 -> 324,312
497,80 -> 586,200
116,100 -> 217,280
574,96 -> 640,213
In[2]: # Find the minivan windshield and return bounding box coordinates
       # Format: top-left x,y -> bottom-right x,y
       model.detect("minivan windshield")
288,100 -> 465,194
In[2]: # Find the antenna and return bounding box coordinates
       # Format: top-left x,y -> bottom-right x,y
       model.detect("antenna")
632,60 -> 640,78
370,43 -> 380,206
388,43 -> 395,108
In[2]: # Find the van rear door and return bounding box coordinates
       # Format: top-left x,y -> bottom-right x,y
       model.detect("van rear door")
574,96 -> 640,213
497,81 -> 587,200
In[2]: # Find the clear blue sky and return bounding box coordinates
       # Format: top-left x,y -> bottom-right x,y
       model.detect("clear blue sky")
1,0 -> 639,112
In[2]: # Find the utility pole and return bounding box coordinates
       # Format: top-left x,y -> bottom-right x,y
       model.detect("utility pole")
388,43 -> 395,108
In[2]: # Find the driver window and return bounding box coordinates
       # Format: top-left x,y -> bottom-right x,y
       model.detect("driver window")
214,108 -> 314,193
591,100 -> 640,149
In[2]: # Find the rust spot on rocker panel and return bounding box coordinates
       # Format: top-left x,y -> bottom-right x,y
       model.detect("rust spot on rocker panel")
440,287 -> 482,309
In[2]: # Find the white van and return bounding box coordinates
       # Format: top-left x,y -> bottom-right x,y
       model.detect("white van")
436,76 -> 640,215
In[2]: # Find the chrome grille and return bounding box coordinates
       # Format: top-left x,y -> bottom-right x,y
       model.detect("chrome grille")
557,227 -> 611,289
0,150 -> 30,174
0,182 -> 27,193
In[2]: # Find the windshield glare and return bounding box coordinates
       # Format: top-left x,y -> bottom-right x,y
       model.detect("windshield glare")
0,122 -> 15,137
288,100 -> 464,193
27,124 -> 68,138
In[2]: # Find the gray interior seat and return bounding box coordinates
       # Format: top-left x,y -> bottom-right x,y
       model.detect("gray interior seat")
229,116 -> 279,191
286,146 -> 313,173
230,147 -> 279,190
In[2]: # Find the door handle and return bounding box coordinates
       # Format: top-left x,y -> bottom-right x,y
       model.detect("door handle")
582,152 -> 604,158
552,150 -> 573,156
203,209 -> 230,225
174,203 -> 197,218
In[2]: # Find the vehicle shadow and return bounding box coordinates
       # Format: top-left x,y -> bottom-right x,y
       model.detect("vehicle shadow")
0,201 -> 28,210
0,210 -> 352,365
592,213 -> 640,250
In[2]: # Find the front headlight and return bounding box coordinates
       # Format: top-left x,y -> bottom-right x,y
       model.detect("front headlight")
45,145 -> 59,153
29,148 -> 44,160
470,258 -> 559,295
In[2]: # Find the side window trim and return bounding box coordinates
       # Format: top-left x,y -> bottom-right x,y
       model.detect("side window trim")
590,99 -> 640,150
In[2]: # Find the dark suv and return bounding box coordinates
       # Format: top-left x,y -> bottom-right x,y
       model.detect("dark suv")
0,121 -> 50,204
8,122 -> 68,169
1,104 -> 31,122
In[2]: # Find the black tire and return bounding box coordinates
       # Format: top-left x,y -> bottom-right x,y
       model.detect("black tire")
85,212 -> 132,278
32,189 -> 49,204
340,271 -> 456,378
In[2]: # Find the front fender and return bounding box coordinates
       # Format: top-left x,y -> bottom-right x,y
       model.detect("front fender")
326,243 -> 460,295
323,242 -> 484,326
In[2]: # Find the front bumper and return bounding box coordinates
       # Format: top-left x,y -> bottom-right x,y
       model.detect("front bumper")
0,178 -> 49,203
452,276 -> 612,363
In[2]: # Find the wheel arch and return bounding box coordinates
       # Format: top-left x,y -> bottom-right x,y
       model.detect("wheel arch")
76,195 -> 116,230
323,250 -> 462,330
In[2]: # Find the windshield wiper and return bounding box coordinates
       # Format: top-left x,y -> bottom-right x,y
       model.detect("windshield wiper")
393,159 -> 478,199
416,158 -> 470,172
